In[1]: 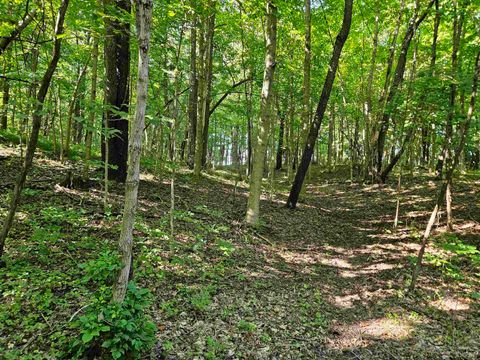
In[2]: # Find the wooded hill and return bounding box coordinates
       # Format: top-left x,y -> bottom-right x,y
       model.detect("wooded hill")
1,0 -> 479,358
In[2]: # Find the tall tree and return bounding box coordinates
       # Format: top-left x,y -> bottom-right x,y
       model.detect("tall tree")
410,50 -> 480,291
0,0 -> 70,264
187,0 -> 198,168
245,0 -> 277,225
113,0 -> 153,302
374,0 -> 435,177
286,0 -> 353,209
103,0 -> 131,182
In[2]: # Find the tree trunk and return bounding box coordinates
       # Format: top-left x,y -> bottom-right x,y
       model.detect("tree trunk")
435,5 -> 463,179
410,50 -> 479,291
286,0 -> 353,209
245,0 -> 277,225
84,29 -> 99,178
364,7 -> 379,178
275,101 -> 285,171
103,0 -> 131,183
113,0 -> 153,303
300,0 -> 311,152
375,0 -> 434,176
0,0 -> 69,262
187,0 -> 198,169
327,101 -> 335,171
194,7 -> 207,177
201,5 -> 216,168
64,62 -> 88,160
1,78 -> 9,129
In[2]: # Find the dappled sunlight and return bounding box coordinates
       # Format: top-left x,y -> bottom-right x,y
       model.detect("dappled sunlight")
327,315 -> 417,350
431,295 -> 471,312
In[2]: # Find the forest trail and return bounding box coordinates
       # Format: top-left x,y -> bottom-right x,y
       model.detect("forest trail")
1,147 -> 479,359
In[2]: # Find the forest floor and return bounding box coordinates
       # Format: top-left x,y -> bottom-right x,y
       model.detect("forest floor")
1,142 -> 480,359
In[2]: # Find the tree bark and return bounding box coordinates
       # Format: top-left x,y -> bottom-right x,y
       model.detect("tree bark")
187,0 -> 198,169
245,0 -> 277,225
300,0 -> 311,152
1,78 -> 9,130
275,100 -> 285,171
64,62 -> 89,160
0,0 -> 69,262
201,6 -> 216,168
113,0 -> 153,303
103,0 -> 131,182
286,0 -> 353,209
435,5 -> 463,179
84,29 -> 100,178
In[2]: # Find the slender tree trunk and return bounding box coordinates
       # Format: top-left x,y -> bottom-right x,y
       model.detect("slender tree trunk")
84,30 -> 99,178
187,0 -> 198,168
275,101 -> 285,171
194,9 -> 207,177
64,62 -> 88,160
327,101 -> 335,171
300,0 -> 311,150
375,0 -> 434,176
103,0 -> 131,183
364,8 -> 379,178
286,0 -> 353,209
435,5 -> 463,179
410,51 -> 479,291
0,0 -> 69,263
113,0 -> 153,303
421,0 -> 440,166
245,0 -> 277,225
1,78 -> 9,130
201,5 -> 216,168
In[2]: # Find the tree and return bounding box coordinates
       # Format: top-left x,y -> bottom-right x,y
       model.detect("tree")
374,0 -> 435,178
103,0 -> 131,183
0,0 -> 70,264
113,0 -> 153,303
410,50 -> 480,291
245,0 -> 277,225
286,0 -> 353,209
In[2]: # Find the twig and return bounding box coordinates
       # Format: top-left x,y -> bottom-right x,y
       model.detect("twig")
69,304 -> 90,322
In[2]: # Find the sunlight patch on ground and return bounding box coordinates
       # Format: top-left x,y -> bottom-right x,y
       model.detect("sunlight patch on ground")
328,316 -> 415,350
431,296 -> 471,312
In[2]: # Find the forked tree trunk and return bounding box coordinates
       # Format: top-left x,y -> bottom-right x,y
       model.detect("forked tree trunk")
286,0 -> 352,209
410,51 -> 479,291
245,0 -> 277,225
375,0 -> 434,176
0,0 -> 69,263
113,0 -> 153,303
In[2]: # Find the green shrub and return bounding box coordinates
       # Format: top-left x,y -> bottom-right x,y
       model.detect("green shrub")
70,283 -> 156,359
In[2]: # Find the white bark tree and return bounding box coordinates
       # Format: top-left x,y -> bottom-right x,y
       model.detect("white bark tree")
245,0 -> 277,225
113,0 -> 153,303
